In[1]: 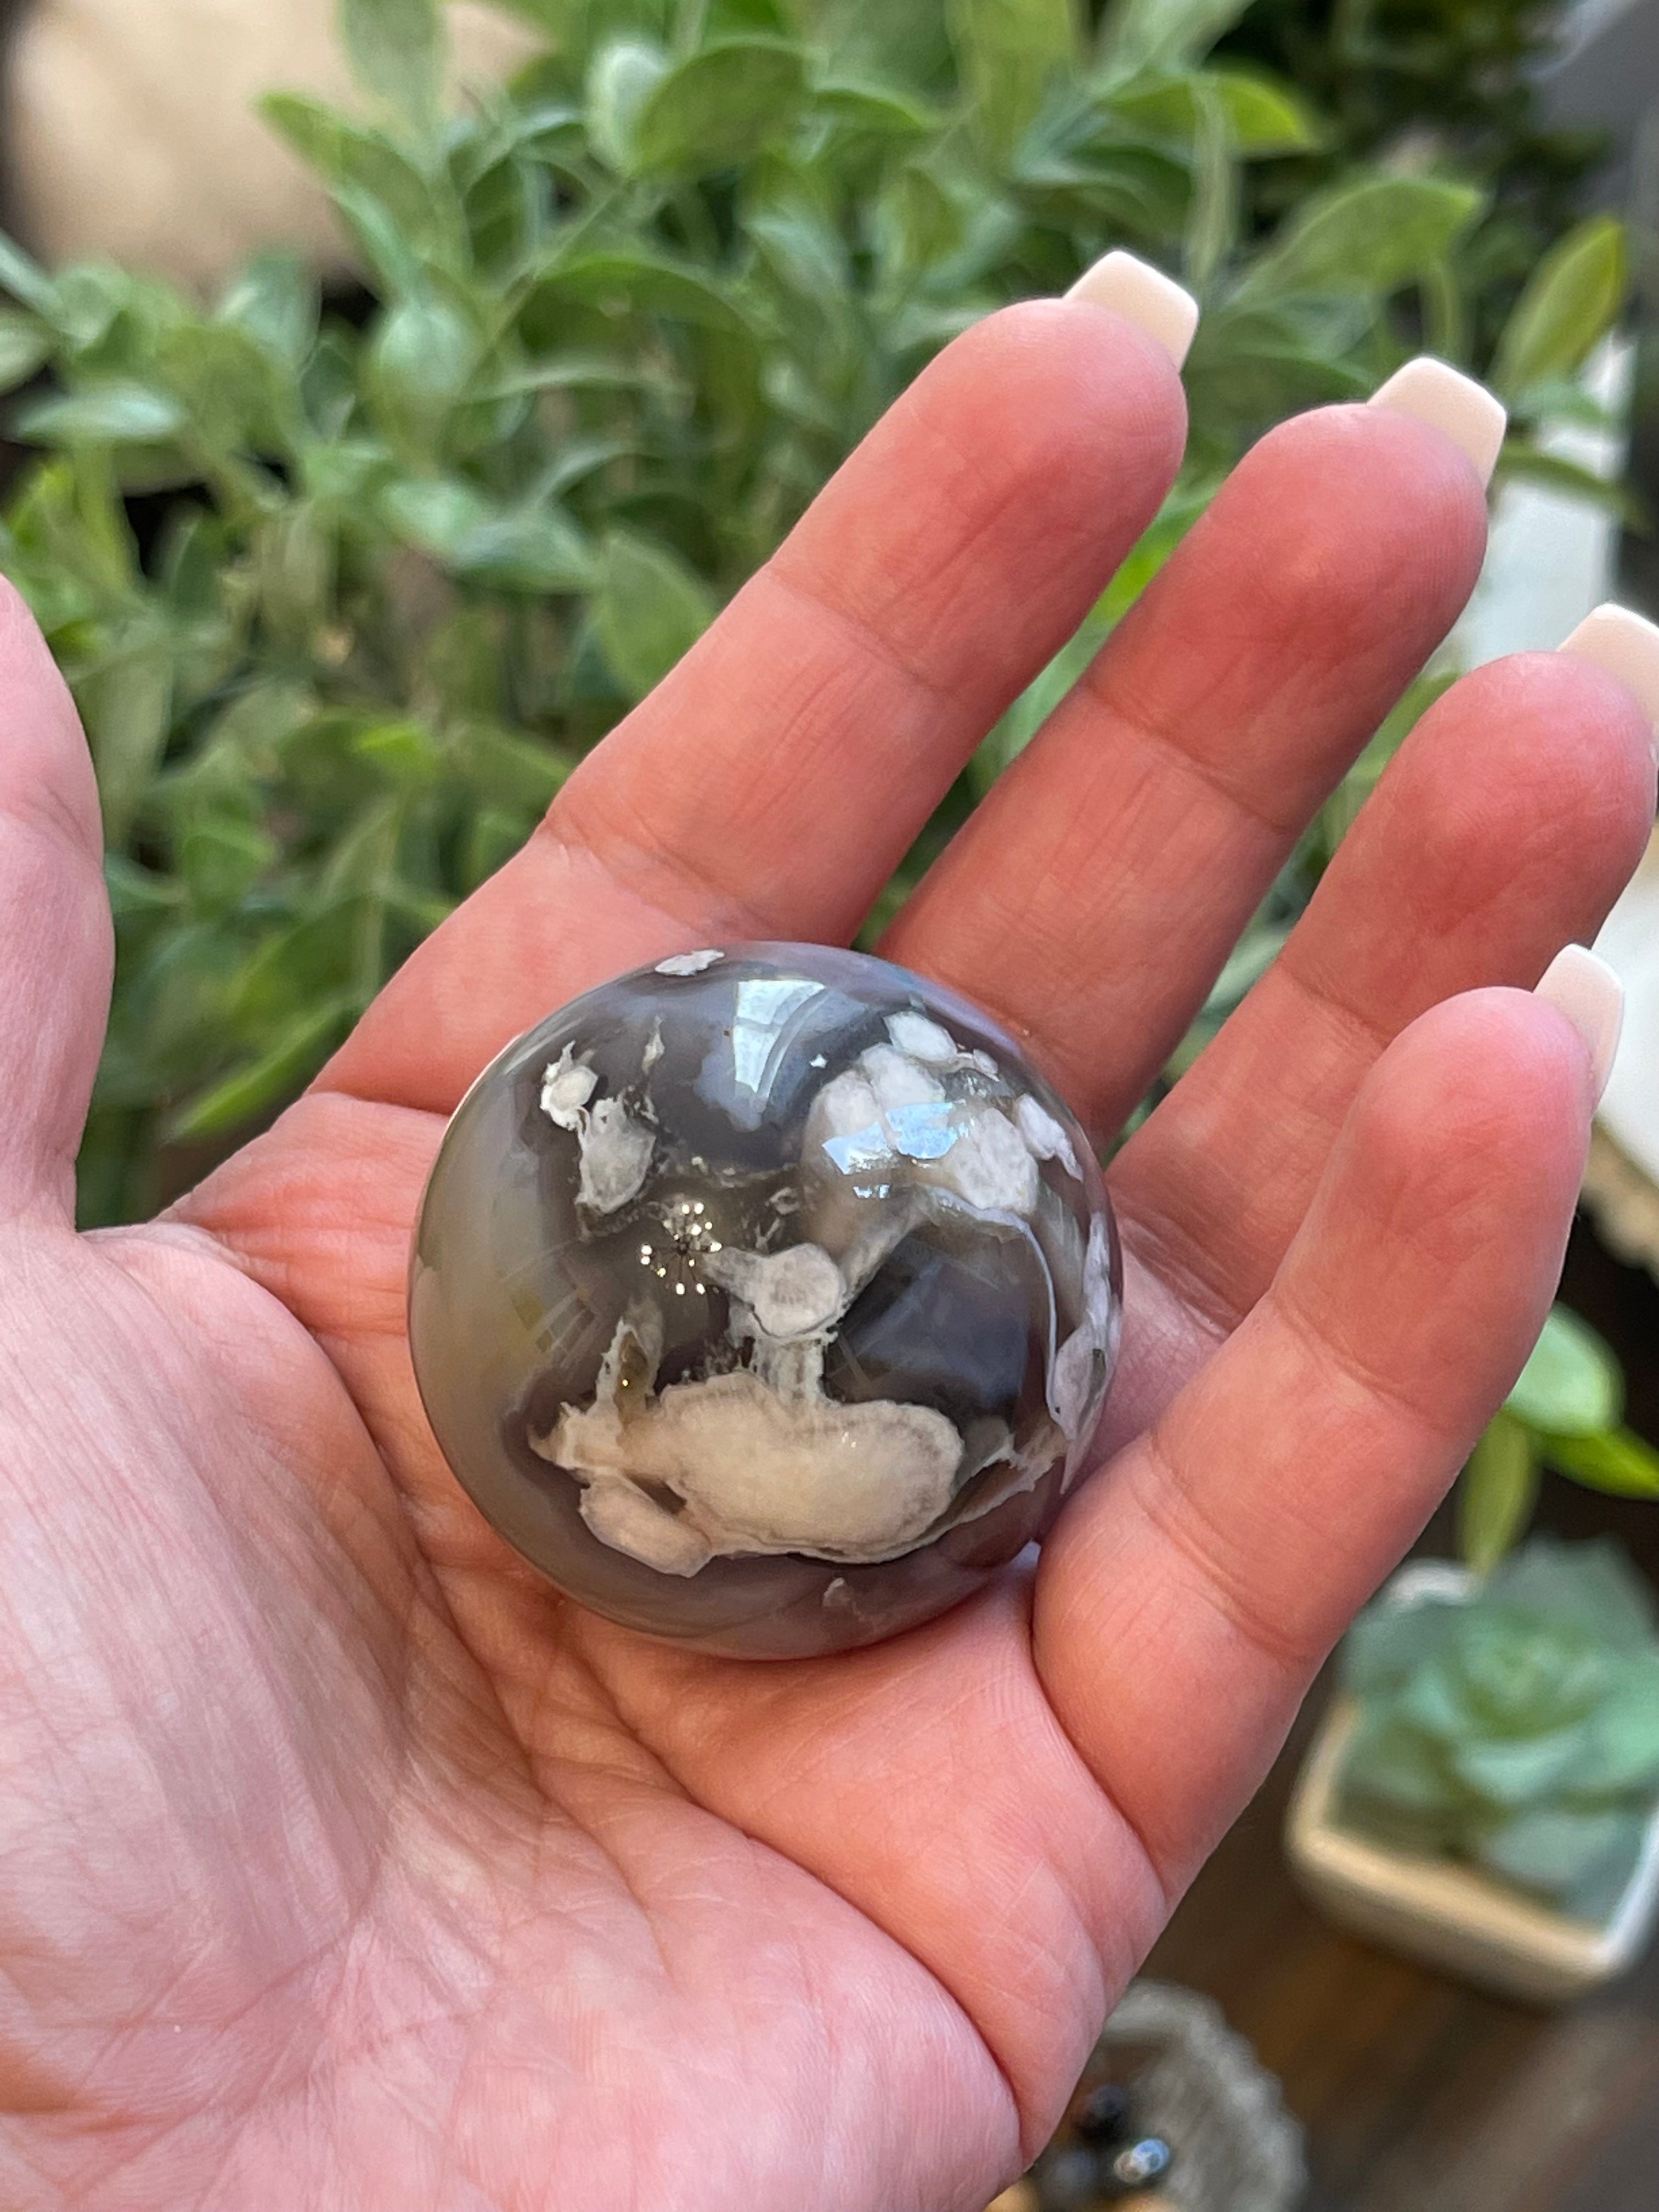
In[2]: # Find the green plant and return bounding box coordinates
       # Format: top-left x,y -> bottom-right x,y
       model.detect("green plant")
1458,1306 -> 1659,1576
1339,1537 -> 1659,1921
0,0 -> 1627,1226
1217,0 -> 1611,363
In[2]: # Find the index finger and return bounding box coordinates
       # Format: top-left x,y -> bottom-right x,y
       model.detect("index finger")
322,294 -> 1188,1115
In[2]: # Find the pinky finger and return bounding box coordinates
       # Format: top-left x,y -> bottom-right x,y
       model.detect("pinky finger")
1032,980 -> 1606,1893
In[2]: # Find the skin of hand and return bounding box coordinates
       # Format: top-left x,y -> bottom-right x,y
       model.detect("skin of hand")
0,297 -> 1654,2212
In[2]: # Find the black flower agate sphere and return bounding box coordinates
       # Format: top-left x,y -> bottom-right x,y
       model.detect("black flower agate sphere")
409,944 -> 1120,1657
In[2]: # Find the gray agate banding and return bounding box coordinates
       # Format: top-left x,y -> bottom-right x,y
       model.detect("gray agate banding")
408,943 -> 1120,1658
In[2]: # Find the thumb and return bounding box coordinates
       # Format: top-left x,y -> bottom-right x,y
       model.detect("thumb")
0,582 -> 111,1223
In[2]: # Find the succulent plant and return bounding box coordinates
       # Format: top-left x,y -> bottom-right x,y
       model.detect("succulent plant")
1338,1539 -> 1659,1923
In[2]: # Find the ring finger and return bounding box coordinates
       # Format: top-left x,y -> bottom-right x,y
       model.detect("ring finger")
882,371 -> 1501,1137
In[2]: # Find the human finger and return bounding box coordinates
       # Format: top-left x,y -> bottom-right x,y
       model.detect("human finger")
1034,981 -> 1608,1887
324,290 -> 1189,1116
1110,634 -> 1656,1347
883,375 -> 1498,1135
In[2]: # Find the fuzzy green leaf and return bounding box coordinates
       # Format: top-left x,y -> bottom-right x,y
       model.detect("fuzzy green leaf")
381,477 -> 596,590
1506,1305 -> 1623,1437
1490,1537 -> 1657,1649
1542,1426 -> 1659,1502
874,163 -> 967,279
1397,1649 -> 1483,1743
157,323 -> 291,452
79,629 -> 174,843
333,185 -> 430,295
166,995 -> 359,1141
1492,215 -> 1626,404
948,0 -> 1081,158
1453,1727 -> 1589,1808
179,819 -> 279,914
461,156 -> 540,277
1453,1610 -> 1611,1735
1494,447 -> 1641,520
1238,176 -> 1484,300
586,37 -> 670,172
1211,68 -> 1323,153
475,351 -> 681,401
261,95 -> 442,245
217,255 -> 320,369
0,312 -> 51,392
1110,67 -> 1321,154
454,723 -> 575,809
1339,1711 -> 1454,1815
339,0 -> 445,124
351,718 -> 443,787
487,0 -> 586,31
815,80 -> 939,146
1477,1805 -> 1640,1907
525,249 -> 753,334
1183,76 -> 1237,293
369,295 -> 478,438
591,529 -> 719,699
1458,1412 -> 1539,1577
630,38 -> 808,176
104,855 -> 182,920
14,384 -> 188,447
1340,1593 -> 1461,1696
0,230 -> 59,318
1098,0 -> 1254,77
1572,1664 -> 1659,1797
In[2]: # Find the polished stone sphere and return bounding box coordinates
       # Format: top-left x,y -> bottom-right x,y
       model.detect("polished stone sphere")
409,944 -> 1119,1657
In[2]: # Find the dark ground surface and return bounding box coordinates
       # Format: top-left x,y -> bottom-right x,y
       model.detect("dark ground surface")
1142,1216 -> 1659,2211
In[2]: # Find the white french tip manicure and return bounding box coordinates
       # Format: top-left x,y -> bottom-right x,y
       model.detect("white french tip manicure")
1534,944 -> 1624,1109
1368,356 -> 1508,487
1558,603 -> 1659,749
1066,250 -> 1199,369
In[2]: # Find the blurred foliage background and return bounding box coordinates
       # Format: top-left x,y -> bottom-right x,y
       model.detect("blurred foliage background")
0,0 -> 1631,1224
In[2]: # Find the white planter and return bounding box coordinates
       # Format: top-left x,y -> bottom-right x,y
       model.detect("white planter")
1285,1566 -> 1659,2005
1585,826 -> 1659,1283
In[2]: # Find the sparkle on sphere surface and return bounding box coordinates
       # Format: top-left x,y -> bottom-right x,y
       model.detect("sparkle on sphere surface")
409,944 -> 1120,1657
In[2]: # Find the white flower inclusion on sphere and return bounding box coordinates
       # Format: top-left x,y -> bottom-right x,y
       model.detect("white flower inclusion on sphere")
408,944 -> 1121,1658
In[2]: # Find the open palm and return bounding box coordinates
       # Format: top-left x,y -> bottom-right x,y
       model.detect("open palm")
2,297 -> 1653,2212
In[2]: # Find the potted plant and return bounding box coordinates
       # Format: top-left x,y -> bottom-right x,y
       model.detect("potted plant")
1288,1308 -> 1659,2002
0,0 -> 1628,1228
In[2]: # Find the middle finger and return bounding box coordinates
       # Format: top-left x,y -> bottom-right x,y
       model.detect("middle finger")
883,385 -> 1495,1135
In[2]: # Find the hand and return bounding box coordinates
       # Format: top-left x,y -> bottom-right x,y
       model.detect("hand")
1,297 -> 1652,2212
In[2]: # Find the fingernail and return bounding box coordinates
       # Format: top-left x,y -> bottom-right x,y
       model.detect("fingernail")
1066,250 -> 1199,369
1534,944 -> 1624,1109
1558,603 -> 1659,757
1368,357 -> 1508,487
